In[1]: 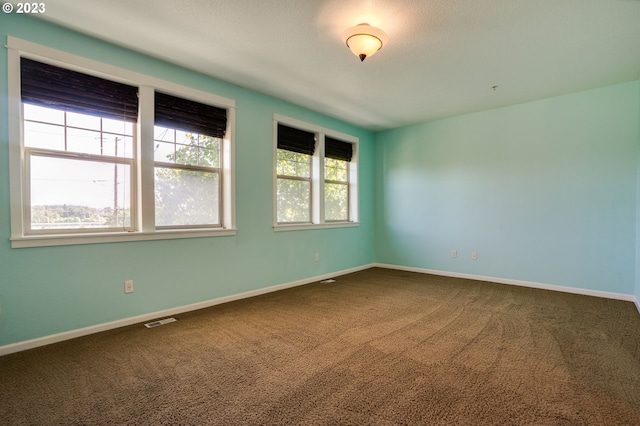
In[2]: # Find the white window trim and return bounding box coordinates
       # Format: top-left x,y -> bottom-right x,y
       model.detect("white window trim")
7,37 -> 236,248
273,114 -> 359,232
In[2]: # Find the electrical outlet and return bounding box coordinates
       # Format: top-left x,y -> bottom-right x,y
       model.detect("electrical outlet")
124,280 -> 134,293
314,253 -> 320,262
451,250 -> 457,258
471,252 -> 478,260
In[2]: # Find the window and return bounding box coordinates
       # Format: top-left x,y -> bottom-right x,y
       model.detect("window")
324,137 -> 353,222
274,115 -> 358,230
21,58 -> 137,233
154,92 -> 226,228
276,124 -> 315,223
25,106 -> 135,232
8,37 -> 235,247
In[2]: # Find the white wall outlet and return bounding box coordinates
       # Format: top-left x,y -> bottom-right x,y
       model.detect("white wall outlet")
314,253 -> 320,262
124,280 -> 134,293
451,250 -> 457,258
471,252 -> 478,260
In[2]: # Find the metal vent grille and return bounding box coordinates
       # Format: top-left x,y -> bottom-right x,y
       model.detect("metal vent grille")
144,317 -> 177,328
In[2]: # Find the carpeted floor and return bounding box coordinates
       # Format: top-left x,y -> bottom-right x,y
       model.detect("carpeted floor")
1,267 -> 640,425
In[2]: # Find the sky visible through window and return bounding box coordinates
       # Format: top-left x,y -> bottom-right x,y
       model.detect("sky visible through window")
30,155 -> 131,208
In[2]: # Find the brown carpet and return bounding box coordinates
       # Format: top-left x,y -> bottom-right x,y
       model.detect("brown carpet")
1,267 -> 640,425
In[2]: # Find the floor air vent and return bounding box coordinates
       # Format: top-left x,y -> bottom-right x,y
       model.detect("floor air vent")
144,317 -> 177,328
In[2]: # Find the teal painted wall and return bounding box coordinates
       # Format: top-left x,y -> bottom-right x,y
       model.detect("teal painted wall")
0,15 -> 376,346
376,81 -> 640,294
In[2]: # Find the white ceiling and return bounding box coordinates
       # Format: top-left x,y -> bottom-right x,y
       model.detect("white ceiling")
36,0 -> 640,131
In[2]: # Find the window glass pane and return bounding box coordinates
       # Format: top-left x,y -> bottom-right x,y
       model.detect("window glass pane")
277,178 -> 310,223
30,155 -> 131,230
176,130 -> 191,145
199,146 -> 220,168
24,105 -> 133,158
101,135 -> 134,157
24,103 -> 64,125
121,136 -> 134,158
324,158 -> 348,182
102,117 -> 133,136
154,141 -> 175,162
277,149 -> 310,177
154,126 -> 175,142
155,168 -> 220,227
325,182 -> 348,221
154,127 -> 220,168
198,136 -> 220,167
171,142 -> 197,166
24,121 -> 65,150
66,111 -> 101,131
67,127 -> 102,155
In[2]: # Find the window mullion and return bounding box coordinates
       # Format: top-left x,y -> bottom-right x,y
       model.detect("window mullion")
314,133 -> 323,224
348,155 -> 358,222
276,175 -> 310,182
138,85 -> 155,233
26,147 -> 133,164
221,108 -> 235,230
155,162 -> 219,173
324,179 -> 348,185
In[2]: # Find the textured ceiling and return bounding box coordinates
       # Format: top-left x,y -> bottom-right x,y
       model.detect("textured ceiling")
35,0 -> 640,131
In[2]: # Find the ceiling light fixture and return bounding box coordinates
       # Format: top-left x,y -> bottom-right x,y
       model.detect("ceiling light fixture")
344,23 -> 387,62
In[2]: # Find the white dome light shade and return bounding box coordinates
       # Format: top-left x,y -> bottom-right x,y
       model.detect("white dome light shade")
344,23 -> 388,62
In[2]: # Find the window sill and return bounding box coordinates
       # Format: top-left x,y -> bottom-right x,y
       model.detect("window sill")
273,222 -> 359,232
11,228 -> 237,248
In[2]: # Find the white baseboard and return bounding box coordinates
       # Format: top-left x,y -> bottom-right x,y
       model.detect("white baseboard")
373,263 -> 640,309
0,263 -> 374,356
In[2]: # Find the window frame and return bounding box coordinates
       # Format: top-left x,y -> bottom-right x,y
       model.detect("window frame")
25,148 -> 137,234
323,157 -> 351,222
276,146 -> 313,225
273,114 -> 359,231
153,125 -> 224,230
22,101 -> 138,235
7,37 -> 236,248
